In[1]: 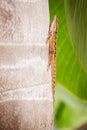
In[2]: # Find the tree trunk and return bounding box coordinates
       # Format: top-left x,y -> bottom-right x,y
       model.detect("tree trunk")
0,0 -> 53,130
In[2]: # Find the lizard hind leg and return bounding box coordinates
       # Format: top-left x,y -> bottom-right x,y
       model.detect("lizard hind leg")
47,53 -> 52,71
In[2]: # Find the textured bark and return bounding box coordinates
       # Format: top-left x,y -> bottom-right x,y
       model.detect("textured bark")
0,0 -> 53,130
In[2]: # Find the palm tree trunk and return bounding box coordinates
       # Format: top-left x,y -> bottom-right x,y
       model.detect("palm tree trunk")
0,0 -> 53,130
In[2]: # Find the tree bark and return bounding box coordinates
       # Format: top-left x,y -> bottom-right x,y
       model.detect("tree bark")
0,0 -> 53,130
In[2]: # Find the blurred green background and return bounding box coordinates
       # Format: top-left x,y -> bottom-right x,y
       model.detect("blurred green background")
49,0 -> 87,129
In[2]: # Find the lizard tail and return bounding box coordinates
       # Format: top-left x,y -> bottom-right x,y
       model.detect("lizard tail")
52,57 -> 56,101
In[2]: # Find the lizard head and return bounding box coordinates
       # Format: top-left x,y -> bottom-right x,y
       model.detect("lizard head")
50,15 -> 58,34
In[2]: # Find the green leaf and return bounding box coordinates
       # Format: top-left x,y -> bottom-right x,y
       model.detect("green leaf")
49,0 -> 87,129
65,0 -> 87,73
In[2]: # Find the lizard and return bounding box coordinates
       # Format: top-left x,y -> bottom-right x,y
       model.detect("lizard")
46,15 -> 58,101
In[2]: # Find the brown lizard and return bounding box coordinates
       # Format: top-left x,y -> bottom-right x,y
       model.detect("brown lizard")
46,15 -> 58,101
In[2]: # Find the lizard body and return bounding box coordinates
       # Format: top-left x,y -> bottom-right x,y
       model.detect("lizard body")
46,15 -> 58,100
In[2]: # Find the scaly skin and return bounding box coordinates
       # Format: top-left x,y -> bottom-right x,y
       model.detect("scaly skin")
46,15 -> 58,101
